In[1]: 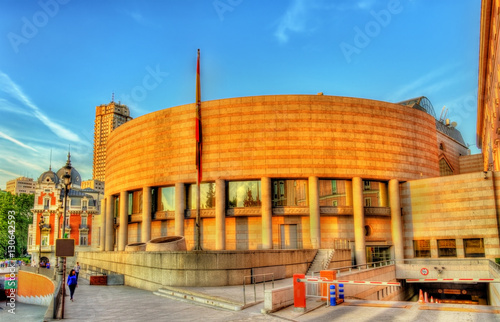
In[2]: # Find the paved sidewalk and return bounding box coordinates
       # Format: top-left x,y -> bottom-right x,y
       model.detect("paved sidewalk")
38,277 -> 500,322
0,301 -> 46,321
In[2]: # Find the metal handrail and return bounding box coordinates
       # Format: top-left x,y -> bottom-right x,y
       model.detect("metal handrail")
311,259 -> 396,276
242,273 -> 275,306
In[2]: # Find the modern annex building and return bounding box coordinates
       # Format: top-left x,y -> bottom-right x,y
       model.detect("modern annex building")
98,94 -> 494,266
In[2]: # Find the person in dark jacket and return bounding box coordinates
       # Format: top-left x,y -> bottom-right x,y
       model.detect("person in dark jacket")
67,269 -> 78,301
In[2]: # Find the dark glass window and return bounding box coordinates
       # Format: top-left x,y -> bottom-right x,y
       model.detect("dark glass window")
227,181 -> 261,208
157,187 -> 175,211
464,238 -> 485,257
437,239 -> 456,257
413,240 -> 431,258
272,180 -> 308,206
318,180 -> 348,206
187,183 -> 216,209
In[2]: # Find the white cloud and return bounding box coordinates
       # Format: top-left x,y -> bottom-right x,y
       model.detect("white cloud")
0,71 -> 81,142
0,130 -> 37,152
389,63 -> 460,102
275,0 -> 311,44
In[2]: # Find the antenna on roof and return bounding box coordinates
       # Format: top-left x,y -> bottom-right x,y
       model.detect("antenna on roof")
438,106 -> 448,123
112,92 -> 115,102
49,148 -> 52,171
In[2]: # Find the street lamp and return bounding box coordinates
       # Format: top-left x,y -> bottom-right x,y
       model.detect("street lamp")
59,154 -> 72,319
38,217 -> 44,274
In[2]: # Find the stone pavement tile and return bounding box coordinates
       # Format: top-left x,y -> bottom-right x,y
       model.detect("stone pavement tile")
59,278 -> 282,322
0,301 -> 46,322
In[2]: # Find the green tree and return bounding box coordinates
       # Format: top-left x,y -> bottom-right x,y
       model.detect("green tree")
0,192 -> 34,258
204,183 -> 215,208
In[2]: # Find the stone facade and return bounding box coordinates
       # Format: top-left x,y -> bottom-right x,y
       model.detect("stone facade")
96,94 -> 490,266
5,176 -> 36,195
401,171 -> 500,259
478,0 -> 500,171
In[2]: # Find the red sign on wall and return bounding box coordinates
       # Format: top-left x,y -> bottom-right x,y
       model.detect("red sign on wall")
420,268 -> 429,276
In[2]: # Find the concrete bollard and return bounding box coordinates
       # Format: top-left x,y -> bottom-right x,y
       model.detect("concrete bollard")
339,283 -> 344,300
330,285 -> 336,306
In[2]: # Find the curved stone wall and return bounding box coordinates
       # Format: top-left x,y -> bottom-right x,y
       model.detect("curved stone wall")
17,270 -> 55,306
106,95 -> 439,195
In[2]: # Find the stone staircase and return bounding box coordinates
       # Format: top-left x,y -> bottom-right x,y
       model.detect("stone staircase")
306,249 -> 335,276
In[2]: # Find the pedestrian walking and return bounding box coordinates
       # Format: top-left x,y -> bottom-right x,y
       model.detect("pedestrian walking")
67,269 -> 78,301
75,262 -> 81,280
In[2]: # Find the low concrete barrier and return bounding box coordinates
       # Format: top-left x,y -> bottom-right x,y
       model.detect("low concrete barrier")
77,249 -> 316,289
263,286 -> 294,313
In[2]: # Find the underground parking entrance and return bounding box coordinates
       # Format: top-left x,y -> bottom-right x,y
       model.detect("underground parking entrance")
408,282 -> 489,305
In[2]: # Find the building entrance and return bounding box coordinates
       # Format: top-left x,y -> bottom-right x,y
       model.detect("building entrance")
280,224 -> 298,249
366,246 -> 391,263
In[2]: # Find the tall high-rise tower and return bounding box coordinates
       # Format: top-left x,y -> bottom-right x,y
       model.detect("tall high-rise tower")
93,101 -> 132,181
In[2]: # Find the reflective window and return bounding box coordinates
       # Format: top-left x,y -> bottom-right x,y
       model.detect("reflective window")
80,234 -> 88,246
363,181 -> 385,207
158,187 -> 175,211
272,180 -> 308,207
41,234 -> 49,246
464,238 -> 485,257
228,181 -> 261,208
113,195 -> 119,217
187,183 -> 216,209
413,240 -> 431,258
319,180 -> 349,206
437,239 -> 456,257
128,190 -> 143,215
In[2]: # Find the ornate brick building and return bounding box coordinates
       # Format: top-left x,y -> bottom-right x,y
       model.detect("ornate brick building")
27,154 -> 103,267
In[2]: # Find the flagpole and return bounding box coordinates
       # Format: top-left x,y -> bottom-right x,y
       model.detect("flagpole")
195,49 -> 202,250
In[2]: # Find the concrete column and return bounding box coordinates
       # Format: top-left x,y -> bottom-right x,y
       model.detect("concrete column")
215,179 -> 226,250
352,177 -> 366,265
345,180 -> 353,206
118,191 -> 128,251
100,200 -> 106,251
142,187 -> 152,242
378,182 -> 388,207
389,179 -> 404,262
175,183 -> 185,237
261,177 -> 273,250
308,176 -> 321,249
105,196 -> 114,251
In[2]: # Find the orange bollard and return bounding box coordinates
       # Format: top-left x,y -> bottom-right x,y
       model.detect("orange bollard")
430,296 -> 434,303
424,292 -> 429,303
418,289 -> 424,304
293,274 -> 306,310
320,270 -> 336,301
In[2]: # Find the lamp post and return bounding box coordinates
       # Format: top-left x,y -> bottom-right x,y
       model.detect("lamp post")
38,217 -> 44,274
59,154 -> 72,319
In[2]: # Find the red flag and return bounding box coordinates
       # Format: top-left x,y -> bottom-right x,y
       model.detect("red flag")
196,49 -> 202,183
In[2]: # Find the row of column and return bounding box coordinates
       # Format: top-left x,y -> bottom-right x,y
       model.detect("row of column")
100,177 -> 404,263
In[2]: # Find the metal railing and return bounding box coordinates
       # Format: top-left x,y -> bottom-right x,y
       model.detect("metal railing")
310,259 -> 396,277
242,273 -> 274,306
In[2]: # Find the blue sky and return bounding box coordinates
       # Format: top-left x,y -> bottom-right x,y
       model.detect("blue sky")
0,0 -> 481,189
